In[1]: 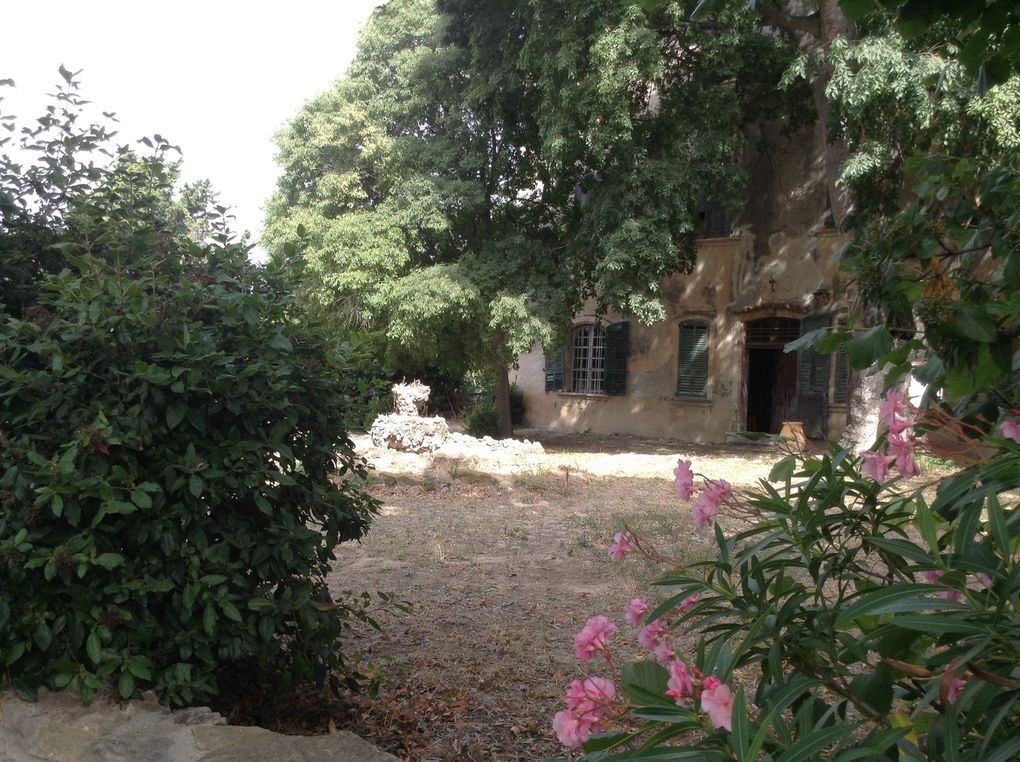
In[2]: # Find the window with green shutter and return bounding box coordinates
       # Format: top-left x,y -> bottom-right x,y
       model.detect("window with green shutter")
603,321 -> 629,395
677,322 -> 709,397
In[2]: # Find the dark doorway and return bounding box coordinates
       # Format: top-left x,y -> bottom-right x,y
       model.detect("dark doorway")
744,318 -> 800,434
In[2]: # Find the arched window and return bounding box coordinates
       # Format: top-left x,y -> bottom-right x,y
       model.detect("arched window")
677,321 -> 709,397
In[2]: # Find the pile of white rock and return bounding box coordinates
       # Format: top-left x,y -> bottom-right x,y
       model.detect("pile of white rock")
369,381 -> 449,453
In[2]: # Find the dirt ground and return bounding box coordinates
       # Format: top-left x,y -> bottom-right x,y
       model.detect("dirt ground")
326,430 -> 780,761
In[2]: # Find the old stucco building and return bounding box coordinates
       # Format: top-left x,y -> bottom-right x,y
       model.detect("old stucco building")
512,118 -> 852,443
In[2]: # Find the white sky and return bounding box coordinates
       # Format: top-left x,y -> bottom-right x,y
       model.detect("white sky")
2,1 -> 383,257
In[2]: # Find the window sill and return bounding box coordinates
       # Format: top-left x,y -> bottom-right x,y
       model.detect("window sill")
554,392 -> 610,400
673,396 -> 712,407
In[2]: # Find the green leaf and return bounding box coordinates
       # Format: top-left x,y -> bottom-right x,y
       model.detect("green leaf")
268,333 -> 293,352
769,456 -> 796,483
202,602 -> 216,635
189,474 -> 204,498
130,489 -> 152,509
849,664 -> 893,716
220,600 -> 243,622
622,661 -> 671,706
86,632 -> 102,664
34,622 -> 52,651
117,670 -> 136,699
5,641 -> 25,665
845,326 -> 893,370
775,724 -> 855,762
166,401 -> 186,430
732,685 -> 751,761
94,553 -> 125,570
835,584 -> 965,627
952,304 -> 997,343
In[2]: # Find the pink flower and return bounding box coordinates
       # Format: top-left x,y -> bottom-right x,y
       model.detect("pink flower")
665,660 -> 695,705
625,597 -> 650,628
653,641 -> 675,666
638,618 -> 668,652
924,569 -> 963,601
553,709 -> 594,748
706,479 -> 732,503
564,676 -> 616,719
681,593 -> 700,612
861,452 -> 895,484
1002,419 -> 1020,444
879,389 -> 905,428
574,615 -> 616,663
701,677 -> 735,731
896,450 -> 920,478
946,677 -> 967,704
691,494 -> 719,528
674,459 -> 695,500
975,572 -> 992,589
609,532 -> 632,562
690,479 -> 731,528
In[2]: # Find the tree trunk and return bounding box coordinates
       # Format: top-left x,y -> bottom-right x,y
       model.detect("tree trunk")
494,361 -> 513,438
839,368 -> 884,454
493,332 -> 513,438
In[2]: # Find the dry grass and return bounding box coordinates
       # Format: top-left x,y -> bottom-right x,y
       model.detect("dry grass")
324,431 -> 779,761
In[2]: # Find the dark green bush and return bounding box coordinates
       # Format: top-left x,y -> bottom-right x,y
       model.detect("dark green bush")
465,404 -> 501,438
463,381 -> 526,437
0,73 -> 381,707
0,251 -> 379,706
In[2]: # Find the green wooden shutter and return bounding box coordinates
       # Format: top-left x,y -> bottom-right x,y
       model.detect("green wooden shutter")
832,347 -> 850,404
677,323 -> 709,397
544,347 -> 564,392
796,314 -> 830,438
604,321 -> 629,396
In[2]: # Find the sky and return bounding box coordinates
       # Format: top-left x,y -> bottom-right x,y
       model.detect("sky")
2,0 -> 384,257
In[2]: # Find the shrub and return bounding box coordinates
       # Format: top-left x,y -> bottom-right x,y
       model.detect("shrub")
554,400 -> 1020,759
0,250 -> 380,706
466,403 -> 501,438
464,382 -> 525,437
0,73 -> 382,707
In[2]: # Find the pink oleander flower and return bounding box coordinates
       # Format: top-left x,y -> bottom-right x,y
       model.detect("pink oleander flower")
896,450 -> 920,479
674,459 -> 695,500
691,479 -> 732,528
625,597 -> 650,628
653,641 -> 675,666
574,615 -> 616,663
975,572 -> 992,589
923,569 -> 963,601
861,451 -> 895,484
681,593 -> 700,612
553,709 -> 595,748
706,479 -> 732,503
879,389 -> 905,428
638,618 -> 668,652
946,677 -> 967,705
564,676 -> 616,719
701,677 -> 734,731
691,490 -> 720,528
609,531 -> 632,562
665,660 -> 695,705
1003,419 -> 1020,444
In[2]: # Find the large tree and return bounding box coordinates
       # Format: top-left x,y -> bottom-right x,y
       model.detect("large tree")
266,0 -> 563,434
266,0 -> 798,435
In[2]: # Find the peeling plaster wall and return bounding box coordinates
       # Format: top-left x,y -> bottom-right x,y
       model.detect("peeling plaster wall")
514,118 -> 851,442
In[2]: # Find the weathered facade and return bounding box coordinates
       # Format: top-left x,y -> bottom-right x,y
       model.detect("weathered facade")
513,116 -> 853,443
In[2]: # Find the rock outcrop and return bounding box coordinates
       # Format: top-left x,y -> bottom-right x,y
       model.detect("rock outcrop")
0,689 -> 397,762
